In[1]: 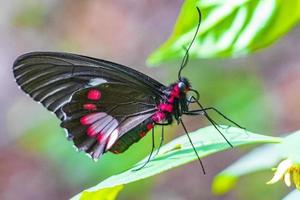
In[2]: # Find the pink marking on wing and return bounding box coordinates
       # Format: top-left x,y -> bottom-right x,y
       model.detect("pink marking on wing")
97,133 -> 105,143
83,103 -> 96,110
106,129 -> 119,150
151,111 -> 166,123
80,112 -> 106,125
139,131 -> 147,138
85,115 -> 112,137
159,103 -> 173,112
87,89 -> 101,100
87,126 -> 98,137
146,123 -> 154,130
80,115 -> 91,125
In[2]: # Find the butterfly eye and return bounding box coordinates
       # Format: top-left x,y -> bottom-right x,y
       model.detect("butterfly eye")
178,82 -> 186,92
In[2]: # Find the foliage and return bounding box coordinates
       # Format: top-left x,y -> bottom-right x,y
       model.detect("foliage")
72,126 -> 280,199
147,0 -> 300,65
212,131 -> 300,198
11,0 -> 300,199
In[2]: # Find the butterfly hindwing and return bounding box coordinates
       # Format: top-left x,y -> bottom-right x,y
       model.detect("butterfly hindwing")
60,82 -> 157,159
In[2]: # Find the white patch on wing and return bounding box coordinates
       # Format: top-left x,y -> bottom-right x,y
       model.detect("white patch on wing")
81,112 -> 107,125
90,115 -> 112,134
106,128 -> 119,150
88,78 -> 107,86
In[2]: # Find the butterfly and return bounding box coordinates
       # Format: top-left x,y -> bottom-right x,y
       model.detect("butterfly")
12,8 -> 241,172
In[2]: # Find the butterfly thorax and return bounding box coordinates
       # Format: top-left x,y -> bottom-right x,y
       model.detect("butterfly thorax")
152,78 -> 190,124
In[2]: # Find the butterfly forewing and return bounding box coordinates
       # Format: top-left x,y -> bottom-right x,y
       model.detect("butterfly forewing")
13,52 -> 166,160
13,52 -> 166,120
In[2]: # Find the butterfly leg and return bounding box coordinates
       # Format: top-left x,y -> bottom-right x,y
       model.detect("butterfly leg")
185,107 -> 244,129
153,125 -> 164,158
132,127 -> 156,171
180,118 -> 206,174
183,109 -> 224,129
185,96 -> 235,148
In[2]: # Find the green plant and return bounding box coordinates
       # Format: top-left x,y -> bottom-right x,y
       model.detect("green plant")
19,0 -> 298,199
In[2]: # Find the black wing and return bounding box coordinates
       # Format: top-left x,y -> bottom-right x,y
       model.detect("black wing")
13,52 -> 167,159
13,52 -> 166,120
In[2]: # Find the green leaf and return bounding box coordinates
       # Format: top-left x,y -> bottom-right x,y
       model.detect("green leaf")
72,126 -> 280,199
77,185 -> 123,200
147,0 -> 300,65
280,131 -> 300,163
212,131 -> 300,195
212,144 -> 283,195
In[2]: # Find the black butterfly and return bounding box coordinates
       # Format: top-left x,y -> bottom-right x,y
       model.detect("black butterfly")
13,8 -> 241,172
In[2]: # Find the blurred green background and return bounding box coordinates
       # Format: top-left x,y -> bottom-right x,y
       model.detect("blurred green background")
1,1 -> 299,199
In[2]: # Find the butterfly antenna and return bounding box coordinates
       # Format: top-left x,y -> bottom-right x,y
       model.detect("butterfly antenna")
180,118 -> 206,174
178,7 -> 202,80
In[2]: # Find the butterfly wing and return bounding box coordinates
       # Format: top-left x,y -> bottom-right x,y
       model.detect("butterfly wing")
13,52 -> 165,120
13,52 -> 166,159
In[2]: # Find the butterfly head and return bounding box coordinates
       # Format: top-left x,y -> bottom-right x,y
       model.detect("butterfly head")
178,77 -> 200,103
178,77 -> 191,93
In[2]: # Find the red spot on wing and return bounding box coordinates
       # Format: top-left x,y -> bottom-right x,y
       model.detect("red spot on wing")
87,125 -> 100,137
146,123 -> 154,130
139,131 -> 147,138
97,133 -> 105,143
80,112 -> 106,125
87,89 -> 101,100
80,115 -> 90,125
83,103 -> 96,110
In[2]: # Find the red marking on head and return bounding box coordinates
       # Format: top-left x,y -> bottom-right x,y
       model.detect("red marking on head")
87,89 -> 101,100
146,123 -> 154,130
151,111 -> 166,123
139,131 -> 147,138
83,103 -> 96,110
159,103 -> 173,112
